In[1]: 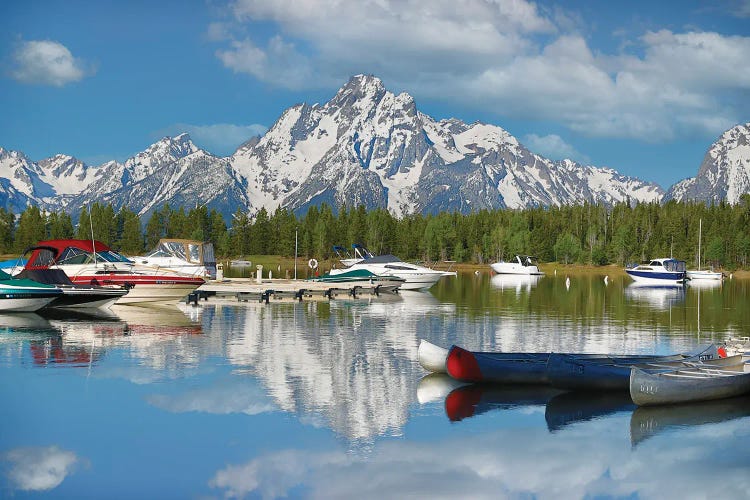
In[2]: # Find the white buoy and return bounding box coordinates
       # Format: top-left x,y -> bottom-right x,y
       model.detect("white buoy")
554,269 -> 557,276
604,275 -> 609,285
566,276 -> 571,290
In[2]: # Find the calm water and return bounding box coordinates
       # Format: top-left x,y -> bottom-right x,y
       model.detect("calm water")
1,272 -> 749,499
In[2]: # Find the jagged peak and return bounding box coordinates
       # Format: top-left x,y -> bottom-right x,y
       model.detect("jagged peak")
329,74 -> 388,109
0,147 -> 31,162
139,133 -> 200,160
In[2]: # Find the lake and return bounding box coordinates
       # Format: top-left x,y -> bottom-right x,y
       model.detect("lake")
1,271 -> 749,499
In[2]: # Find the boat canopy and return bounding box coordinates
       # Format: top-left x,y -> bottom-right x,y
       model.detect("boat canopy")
659,259 -> 686,272
24,239 -> 133,270
145,239 -> 216,266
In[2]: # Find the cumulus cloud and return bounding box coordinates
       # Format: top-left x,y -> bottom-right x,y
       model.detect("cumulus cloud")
211,0 -> 750,142
208,418 -> 750,499
10,40 -> 94,86
147,376 -> 276,415
2,446 -> 81,491
523,134 -> 590,164
156,123 -> 267,156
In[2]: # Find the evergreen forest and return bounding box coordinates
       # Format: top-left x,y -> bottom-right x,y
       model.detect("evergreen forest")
2,196 -> 750,270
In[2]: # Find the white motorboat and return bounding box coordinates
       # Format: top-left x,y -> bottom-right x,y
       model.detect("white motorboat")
132,239 -> 217,279
490,255 -> 544,275
24,239 -> 205,305
625,258 -> 687,285
333,245 -> 454,290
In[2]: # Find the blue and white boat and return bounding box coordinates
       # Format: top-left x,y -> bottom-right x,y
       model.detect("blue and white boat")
0,270 -> 63,312
625,258 -> 687,285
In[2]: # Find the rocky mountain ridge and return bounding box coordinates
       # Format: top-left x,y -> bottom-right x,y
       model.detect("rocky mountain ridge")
1,75 -> 745,221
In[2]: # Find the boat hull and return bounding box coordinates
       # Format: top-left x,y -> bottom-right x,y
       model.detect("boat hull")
0,295 -> 58,312
547,351 -> 742,391
112,283 -> 203,304
48,287 -> 127,309
490,262 -> 544,275
630,367 -> 750,406
687,270 -> 723,280
625,269 -> 685,285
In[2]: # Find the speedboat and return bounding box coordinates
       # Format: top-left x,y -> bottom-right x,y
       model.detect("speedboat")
311,268 -> 405,293
333,244 -> 454,290
131,239 -> 217,279
0,270 -> 63,312
23,239 -> 205,305
490,255 -> 544,275
16,268 -> 129,309
625,258 -> 687,285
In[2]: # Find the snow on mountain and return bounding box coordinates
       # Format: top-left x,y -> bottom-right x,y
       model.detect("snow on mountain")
8,74 -> 728,222
664,123 -> 750,204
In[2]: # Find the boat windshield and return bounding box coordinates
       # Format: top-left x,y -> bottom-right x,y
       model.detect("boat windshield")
57,247 -> 133,265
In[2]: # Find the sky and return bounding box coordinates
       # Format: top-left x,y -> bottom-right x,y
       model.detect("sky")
1,0 -> 749,189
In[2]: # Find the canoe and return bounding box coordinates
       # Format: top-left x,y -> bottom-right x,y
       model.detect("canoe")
446,344 -> 553,383
630,365 -> 750,406
546,348 -> 741,391
418,339 -> 683,376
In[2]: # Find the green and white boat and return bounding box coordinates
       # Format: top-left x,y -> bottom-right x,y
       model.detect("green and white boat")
0,270 -> 63,312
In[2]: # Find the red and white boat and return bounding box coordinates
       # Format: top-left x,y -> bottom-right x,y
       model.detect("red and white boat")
24,239 -> 205,305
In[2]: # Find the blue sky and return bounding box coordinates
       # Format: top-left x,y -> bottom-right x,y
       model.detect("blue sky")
1,0 -> 748,189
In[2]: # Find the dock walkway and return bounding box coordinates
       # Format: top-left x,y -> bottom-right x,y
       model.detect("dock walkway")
190,278 -> 397,304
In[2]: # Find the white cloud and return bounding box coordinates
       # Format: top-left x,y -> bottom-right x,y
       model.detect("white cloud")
212,1 -> 750,142
156,123 -> 267,156
208,418 -> 750,499
216,36 -> 317,89
2,446 -> 81,491
10,40 -> 93,86
147,376 -> 276,415
523,134 -> 590,164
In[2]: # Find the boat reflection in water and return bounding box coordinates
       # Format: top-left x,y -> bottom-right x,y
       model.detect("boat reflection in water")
630,395 -> 750,446
624,283 -> 686,310
2,305 -> 203,371
416,373 -> 468,404
687,278 -> 723,291
440,384 -> 562,422
431,382 -> 750,447
490,274 -> 542,294
545,391 -> 636,432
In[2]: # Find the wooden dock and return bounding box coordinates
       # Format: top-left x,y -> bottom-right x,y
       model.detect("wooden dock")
188,278 -> 398,304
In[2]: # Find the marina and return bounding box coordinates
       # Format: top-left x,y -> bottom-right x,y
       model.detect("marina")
2,271 -> 749,498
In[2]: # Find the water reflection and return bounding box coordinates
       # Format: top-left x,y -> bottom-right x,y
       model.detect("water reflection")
624,283 -> 686,310
1,446 -> 82,492
629,395 -> 750,446
443,384 -> 561,422
429,381 -> 750,450
489,274 -> 542,294
3,276 -> 750,498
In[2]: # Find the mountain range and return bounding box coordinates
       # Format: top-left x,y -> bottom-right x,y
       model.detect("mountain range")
1,75 -> 748,221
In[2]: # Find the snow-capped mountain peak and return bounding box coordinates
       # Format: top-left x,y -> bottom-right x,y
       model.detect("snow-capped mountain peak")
5,76 -> 746,221
664,122 -> 750,204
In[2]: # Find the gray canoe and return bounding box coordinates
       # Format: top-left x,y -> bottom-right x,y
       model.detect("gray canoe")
547,350 -> 743,391
630,365 -> 750,406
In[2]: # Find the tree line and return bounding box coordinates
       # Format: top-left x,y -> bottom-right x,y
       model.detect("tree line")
2,195 -> 750,269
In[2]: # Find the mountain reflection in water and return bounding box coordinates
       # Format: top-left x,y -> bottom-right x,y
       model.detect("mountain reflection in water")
2,273 -> 750,498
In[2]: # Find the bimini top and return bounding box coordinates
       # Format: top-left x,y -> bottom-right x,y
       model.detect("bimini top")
24,239 -> 133,270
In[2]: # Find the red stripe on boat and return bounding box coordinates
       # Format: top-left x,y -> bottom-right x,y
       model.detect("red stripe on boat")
444,386 -> 482,421
446,345 -> 483,382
